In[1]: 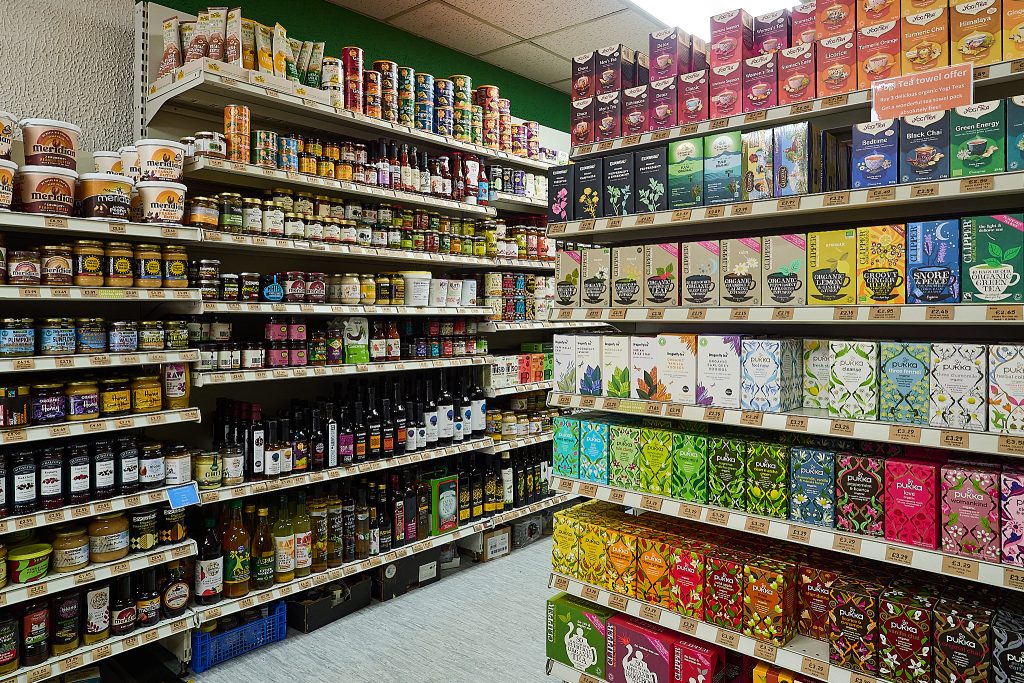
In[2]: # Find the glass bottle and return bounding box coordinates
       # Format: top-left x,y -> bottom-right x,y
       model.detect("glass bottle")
342,484 -> 356,563
439,156 -> 452,198
470,367 -> 487,437
478,162 -> 489,206
423,380 -> 439,447
389,473 -> 405,548
20,599 -> 49,665
419,152 -> 431,195
160,562 -> 190,619
338,403 -> 354,465
223,500 -> 251,598
403,473 -> 418,542
310,488 -> 328,573
293,491 -> 312,577
385,321 -> 401,361
135,569 -> 161,627
291,409 -> 309,473
326,484 -> 343,568
389,142 -> 401,190
452,152 -> 466,201
416,477 -> 431,541
436,371 -> 454,446
110,575 -> 136,636
251,506 -> 275,590
311,408 -> 327,471
278,418 -> 294,475
352,401 -> 368,463
381,399 -> 396,459
458,457 -> 471,524
378,482 -> 392,553
501,451 -> 514,511
392,382 -> 407,453
368,484 -> 380,556
470,456 -> 484,521
354,486 -> 370,561
83,583 -> 110,644
366,385 -> 382,460
272,493 -> 295,583
399,144 -> 412,192
409,145 -> 420,192
195,517 -> 223,605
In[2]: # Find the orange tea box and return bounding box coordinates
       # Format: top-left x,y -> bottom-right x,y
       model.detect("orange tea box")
902,8 -> 950,74
857,224 -> 907,305
793,2 -> 819,45
604,523 -> 639,596
635,533 -> 681,608
903,0 -> 950,11
1006,0 -> 1024,58
859,0 -> 901,27
816,33 -> 858,96
817,0 -> 857,38
858,20 -> 902,88
951,0 -> 1002,66
743,557 -> 798,645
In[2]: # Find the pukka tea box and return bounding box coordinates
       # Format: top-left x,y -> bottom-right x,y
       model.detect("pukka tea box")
773,122 -> 821,197
656,334 -> 697,404
790,447 -> 836,527
548,165 -> 575,224
635,533 -> 681,607
741,338 -> 802,413
743,557 -> 798,645
570,97 -> 595,146
555,249 -> 582,308
631,336 -> 662,401
576,334 -> 604,396
609,423 -> 642,490
816,32 -> 857,96
647,77 -> 677,132
605,615 -> 677,683
860,0 -> 901,26
667,139 -> 705,209
678,70 -> 710,124
994,608 -> 1024,683
703,131 -> 743,205
742,54 -> 778,112
799,564 -> 840,641
951,0 -> 1002,67
602,336 -> 631,399
697,335 -> 743,408
829,340 -> 880,420
1007,1 -> 1024,59
594,91 -> 622,142
595,44 -> 636,95
546,593 -> 615,678
900,110 -> 951,183
829,577 -> 884,674
745,441 -> 791,518
808,228 -> 857,305
604,523 -> 639,595
942,463 -> 1001,562
571,52 -> 595,101
817,0 -> 856,38
857,223 -> 907,305
880,341 -> 931,425
1007,95 -> 1024,170
741,129 -> 774,201
708,436 -> 747,510
671,432 -> 708,503
674,636 -> 726,683
644,243 -> 679,307
929,342 -> 988,431
803,339 -> 832,409
612,245 -> 645,307
581,247 -> 611,307
635,147 -> 669,213
990,343 -> 1024,434
951,100 -> 1006,177
705,548 -> 751,630
576,517 -> 609,586
1003,469 -> 1024,567
836,454 -> 886,536
553,415 -> 580,478
669,540 -> 708,619
681,240 -> 720,306
721,237 -> 762,306
792,2 -> 818,45
550,511 -> 579,576
754,10 -> 790,54
603,153 -> 635,218
778,43 -> 816,105
933,596 -> 993,683
579,420 -> 610,484
901,8 -> 950,74
961,213 -> 1024,304
710,9 -> 754,67
621,85 -> 648,138
574,158 -> 603,221
878,585 -> 939,683
639,426 -> 673,495
709,63 -> 743,119
763,233 -> 807,306
884,457 -> 940,548
852,119 -> 900,189
650,27 -> 690,81
554,334 -> 577,394
858,20 -> 902,89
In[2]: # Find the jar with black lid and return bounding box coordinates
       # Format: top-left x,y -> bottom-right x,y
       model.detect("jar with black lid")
220,273 -> 239,300
107,321 -> 138,353
115,435 -> 139,494
138,321 -> 164,351
196,259 -> 221,280
65,443 -> 91,505
164,320 -> 188,350
139,443 -> 164,490
198,279 -> 219,300
91,440 -> 116,499
11,449 -> 38,515
39,446 -> 65,509
218,192 -> 244,233
239,273 -> 260,301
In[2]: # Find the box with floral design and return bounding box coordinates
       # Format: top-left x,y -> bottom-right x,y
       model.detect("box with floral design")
743,557 -> 798,646
602,336 -> 631,399
721,237 -> 763,307
803,339 -> 831,409
609,423 -> 642,491
703,131 -> 743,205
933,596 -> 993,683
878,585 -> 939,683
828,340 -> 879,420
993,607 -> 1024,683
741,338 -> 802,413
789,447 -> 835,528
674,635 -> 726,683
639,427 -> 673,496
576,517 -> 609,587
635,533 -> 682,608
929,342 -> 988,431
547,592 -> 615,678
745,441 -> 790,519
644,243 -> 679,307
656,334 -> 696,405
681,240 -> 720,306
989,343 -> 1024,434
605,613 -> 677,683
670,432 -> 708,503
554,334 -> 577,393
632,336 -> 665,401
942,463 -> 1001,562
808,228 -> 857,305
581,247 -> 611,308
836,454 -> 885,537
551,509 -> 580,576
705,548 -> 751,630
573,158 -> 604,220
576,334 -> 603,396
670,539 -> 708,620
857,224 -> 907,305
1002,469 -> 1024,567
698,335 -> 743,408
707,436 -> 747,510
604,523 -> 639,596
799,563 -> 841,641
579,419 -> 609,484
880,341 -> 930,425
884,458 -> 940,549
829,577 -> 885,674
613,245 -> 645,308
553,415 -> 580,478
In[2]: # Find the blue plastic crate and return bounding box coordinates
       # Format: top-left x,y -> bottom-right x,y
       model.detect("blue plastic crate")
191,600 -> 287,673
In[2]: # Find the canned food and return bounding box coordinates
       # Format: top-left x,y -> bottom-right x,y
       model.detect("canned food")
342,46 -> 364,113
415,73 -> 434,103
224,105 -> 250,163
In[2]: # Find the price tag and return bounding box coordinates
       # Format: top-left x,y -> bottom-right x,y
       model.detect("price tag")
678,503 -> 702,520
60,654 -> 84,672
552,575 -> 569,590
608,489 -> 626,505
752,641 -> 777,662
715,629 -> 739,648
705,206 -> 725,218
608,593 -> 628,611
92,643 -> 113,661
581,585 -> 600,601
729,308 -> 750,320
19,287 -> 40,298
910,182 -> 939,198
607,308 -> 627,320
94,501 -> 114,514
580,675 -> 601,683
27,581 -> 48,598
709,117 -> 730,130
937,555 -> 979,580
172,544 -> 191,559
866,187 -> 896,202
578,219 -> 596,232
640,495 -> 663,512
851,673 -> 876,683
56,357 -> 73,368
279,584 -> 294,595
115,418 -> 136,430
604,398 -> 620,410
621,135 -> 642,146
557,479 -> 574,493
961,176 -> 994,193
634,213 -> 655,226
642,308 -> 665,321
744,517 -> 770,535
888,425 -> 921,444
743,110 -> 767,123
987,305 -> 1023,321
823,191 -> 850,207
830,420 -> 854,436
12,358 -> 35,371
791,101 -> 814,114
740,411 -> 763,427
585,309 -> 603,320
833,534 -> 862,554
787,526 -> 811,544
771,307 -> 794,320
597,141 -> 614,152
925,305 -> 954,321
639,604 -> 661,623
666,404 -> 685,419
885,545 -> 913,566
703,407 -> 725,422
49,424 -> 71,438
731,202 -> 753,216
801,657 -> 829,679
707,509 -> 730,526
869,306 -> 901,321
671,209 -> 691,222
939,430 -> 969,450
28,665 -> 53,682
15,515 -> 35,531
2,429 -> 27,443
645,402 -> 663,416
579,483 -> 598,498
148,550 -> 169,565
557,394 -> 572,407
831,307 -> 857,323
776,196 -> 800,211
45,509 -> 66,524
686,308 -> 707,320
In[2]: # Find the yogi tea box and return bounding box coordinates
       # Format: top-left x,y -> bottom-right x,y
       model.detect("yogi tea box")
602,336 -> 630,399
817,0 -> 857,38
829,577 -> 884,675
697,335 -> 742,409
1008,95 -> 1024,171
852,120 -> 900,189
878,586 -> 939,683
570,97 -> 595,146
808,229 -> 856,305
709,63 -> 743,120
721,237 -> 762,306
656,334 -> 697,405
743,558 -> 798,646
707,436 -> 747,510
961,214 -> 1024,304
741,129 -> 774,201
900,110 -> 951,184
836,454 -> 886,537
778,43 -> 816,105
649,27 -> 690,81
644,243 -> 679,307
710,9 -> 754,67
857,20 -> 902,89
790,447 -> 836,527
762,233 -> 807,306
933,597 -> 993,683
678,70 -> 710,125
880,341 -> 931,425
792,2 -> 818,45
754,10 -> 790,55
857,224 -> 907,305
595,44 -> 636,95
681,240 -> 720,306
803,339 -> 832,409
990,343 -> 1024,434
951,0 -> 1003,67
901,8 -> 951,75
816,32 -> 858,97
1008,0 -> 1024,60
571,52 -> 595,101
582,247 -> 611,308
621,85 -> 648,137
742,54 -> 778,112
647,78 -> 677,132
741,338 -> 802,413
829,340 -> 880,420
605,615 -> 677,683
546,593 -> 615,678
951,100 -> 1006,177
595,92 -> 622,142
667,139 -> 704,209
703,132 -> 743,205
746,441 -> 791,518
884,457 -> 940,549
942,463 -> 1001,562
930,342 -> 988,431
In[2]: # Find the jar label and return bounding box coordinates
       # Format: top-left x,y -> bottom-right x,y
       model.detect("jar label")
42,255 -> 72,279
196,557 -> 223,597
90,529 -> 129,555
132,386 -> 162,411
163,455 -> 187,485
85,585 -> 110,634
40,465 -> 62,496
294,530 -> 312,568
163,362 -> 188,400
13,471 -> 36,503
53,542 -> 90,570
120,455 -> 139,484
135,257 -> 162,280
140,456 -> 165,483
108,329 -> 138,352
0,327 -> 35,355
68,462 -> 90,493
69,392 -> 100,417
223,454 -> 244,479
164,257 -> 187,281
22,605 -> 48,645
107,255 -> 133,279
75,253 -> 103,277
100,388 -> 130,415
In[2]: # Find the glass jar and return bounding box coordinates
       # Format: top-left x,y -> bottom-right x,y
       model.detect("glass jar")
65,381 -> 99,421
220,273 -> 239,300
75,318 -> 106,354
218,193 -> 244,233
198,279 -> 219,301
314,195 -> 333,218
359,275 -> 376,304
71,241 -> 104,287
0,318 -> 34,357
129,508 -> 158,551
130,376 -> 161,414
340,274 -> 360,305
322,217 -> 341,243
196,259 -> 221,280
8,251 -> 41,284
138,321 -> 164,351
375,275 -> 392,305
262,201 -> 284,236
294,192 -> 314,216
51,526 -> 89,573
164,446 -> 191,486
194,452 -> 221,490
87,513 -> 129,563
39,318 -> 75,356
284,213 -> 305,240
163,320 -> 187,350
242,197 -> 263,234
133,244 -> 163,288
284,272 -> 306,302
239,272 -> 260,301
104,243 -> 134,287
306,272 -> 326,303
339,219 -> 357,244
194,131 -> 227,159
305,215 -> 324,242
186,196 -> 218,228
162,246 -> 189,288
39,244 -> 73,285
270,188 -> 293,211
99,378 -> 130,416
138,443 -> 165,489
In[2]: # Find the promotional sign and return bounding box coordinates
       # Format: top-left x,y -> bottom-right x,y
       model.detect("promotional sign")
871,64 -> 973,120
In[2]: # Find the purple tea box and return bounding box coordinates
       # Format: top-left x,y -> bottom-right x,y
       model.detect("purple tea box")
942,463 -> 1001,563
595,44 -> 636,95
622,85 -> 649,137
884,457 -> 940,550
647,78 -> 677,132
1001,468 -> 1024,567
650,27 -> 691,82
572,52 -> 596,101
852,119 -> 900,188
754,9 -> 790,54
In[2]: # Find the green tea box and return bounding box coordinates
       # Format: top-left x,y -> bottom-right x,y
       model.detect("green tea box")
668,138 -> 705,208
1008,95 -> 1024,171
989,344 -> 1024,434
612,245 -> 645,307
930,342 -> 987,432
961,214 -> 1024,303
555,249 -> 582,307
789,447 -> 836,527
644,243 -> 680,307
602,336 -> 631,399
631,336 -> 664,401
579,420 -> 610,484
546,593 -> 616,678
803,339 -> 832,409
704,131 -> 743,205
609,423 -> 642,490
763,233 -> 807,306
720,237 -> 762,306
640,426 -> 674,495
741,338 -> 802,413
951,100 -> 1005,177
745,441 -> 790,518
828,340 -> 879,420
656,334 -> 697,405
707,436 -> 747,510
671,432 -> 708,503
576,335 -> 604,396
697,335 -> 743,409
553,415 -> 581,478
554,334 -> 577,395
681,240 -> 721,306
581,247 -> 611,307
880,341 -> 931,426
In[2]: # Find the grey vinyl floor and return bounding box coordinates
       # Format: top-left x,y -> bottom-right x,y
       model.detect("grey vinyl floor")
192,537 -> 554,683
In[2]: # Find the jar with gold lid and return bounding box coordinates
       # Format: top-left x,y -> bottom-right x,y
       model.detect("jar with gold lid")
162,246 -> 189,288
65,381 -> 99,421
87,513 -> 129,563
194,451 -> 222,490
294,192 -> 314,216
99,378 -> 130,416
51,526 -> 89,572
359,274 -> 376,304
284,213 -> 305,240
218,192 -> 244,233
72,241 -> 104,287
138,321 -> 164,351
40,245 -> 73,285
270,188 -> 293,212
104,242 -> 134,287
130,375 -> 161,414
186,196 -> 218,228
242,197 -> 263,234
133,244 -> 163,288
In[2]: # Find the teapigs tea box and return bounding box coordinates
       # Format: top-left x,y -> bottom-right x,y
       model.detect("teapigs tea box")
667,139 -> 704,209
555,250 -> 582,308
762,233 -> 807,306
741,338 -> 802,413
884,458 -> 940,549
741,129 -> 773,201
852,120 -> 899,189
789,447 -> 836,527
576,335 -> 603,396
644,243 -> 679,307
857,224 -> 907,305
602,336 -> 631,399
990,344 -> 1024,434
579,420 -> 609,484
708,436 -> 747,510
609,424 -> 641,490
574,158 -> 603,220
933,597 -> 993,683
703,132 -> 742,205
720,238 -> 762,305
745,441 -> 790,518
634,148 -> 668,213
906,219 -> 961,304
880,341 -> 930,425
656,334 -> 696,404
581,247 -> 611,307
602,152 -> 634,217
697,335 -> 742,408
671,432 -> 708,503
930,342 -> 988,431
546,593 -> 615,678
681,240 -> 720,306
743,558 -> 797,645
962,214 -> 1024,303
829,341 -> 880,420
994,608 -> 1024,683
1008,96 -> 1024,171
1003,468 -> 1024,566
836,454 -> 885,537
612,245 -> 644,307
605,615 -> 676,683
878,586 -> 939,683
553,415 -> 580,478
942,463 -> 1001,562
829,577 -> 884,675
803,339 -> 832,409
951,100 -> 1006,177
900,110 -> 950,183
808,229 -> 856,305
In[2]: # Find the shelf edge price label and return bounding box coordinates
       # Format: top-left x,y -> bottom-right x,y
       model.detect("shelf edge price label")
744,517 -> 770,535
557,478 -> 574,493
800,657 -> 829,679
925,305 -> 954,321
678,503 -> 702,521
866,187 -> 895,202
830,419 -> 854,436
885,545 -> 914,566
942,555 -> 979,580
752,641 -> 777,663
639,604 -> 661,623
740,411 -> 763,427
833,534 -> 862,555
787,526 -> 811,544
776,196 -> 800,211
869,306 -> 900,321
851,674 -> 876,683
552,575 -> 569,591
640,495 -> 663,512
608,593 -> 628,611
833,306 -> 857,321
579,483 -> 598,498
961,176 -> 994,193
999,436 -> 1024,457
703,407 -> 725,422
28,665 -> 53,682
772,307 -> 793,320
823,191 -> 850,206
581,585 -> 599,601
1005,568 -> 1024,590
888,425 -> 921,444
707,509 -> 730,526
785,415 -> 808,431
715,629 -> 739,648
608,489 -> 626,504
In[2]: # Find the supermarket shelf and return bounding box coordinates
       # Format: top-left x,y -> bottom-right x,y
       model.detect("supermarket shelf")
0,349 -> 199,375
0,408 -> 201,446
548,392 -> 1021,458
483,432 -> 552,454
569,58 -> 1024,159
193,356 -> 493,387
548,172 -> 1024,243
5,610 -> 195,683
193,492 -> 577,623
0,485 -> 188,536
546,659 -> 606,683
550,573 -> 835,683
488,192 -> 548,215
477,320 -> 610,332
147,60 -> 555,171
0,541 -> 196,610
197,438 -> 494,505
200,230 -> 553,271
486,380 -> 553,397
550,304 -> 1024,325
200,301 -> 492,316
0,286 -> 201,304
0,211 -> 201,243
552,476 -> 1024,594
185,158 -> 497,218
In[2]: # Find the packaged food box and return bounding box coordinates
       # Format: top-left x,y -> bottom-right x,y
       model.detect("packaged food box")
546,593 -> 616,678
857,20 -> 902,88
950,100 -> 1006,177
857,223 -> 906,305
951,0 -> 1002,67
929,342 -> 988,431
703,131 -> 742,205
851,120 -> 900,189
808,228 -> 857,305
884,457 -> 940,549
777,43 -> 816,105
899,110 -> 950,183
762,233 -> 807,306
667,139 -> 704,208
681,240 -> 720,305
961,214 -> 1024,303
901,8 -> 950,74
880,341 -> 931,425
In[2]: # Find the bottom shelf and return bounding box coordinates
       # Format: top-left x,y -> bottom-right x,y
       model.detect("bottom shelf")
546,658 -> 606,683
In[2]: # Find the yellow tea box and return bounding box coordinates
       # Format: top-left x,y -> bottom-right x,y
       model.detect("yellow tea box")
857,224 -> 907,305
612,245 -> 645,307
951,0 -> 1002,67
551,512 -> 580,576
808,229 -> 857,305
632,336 -> 665,400
604,524 -> 639,596
576,518 -> 609,586
657,334 -> 697,405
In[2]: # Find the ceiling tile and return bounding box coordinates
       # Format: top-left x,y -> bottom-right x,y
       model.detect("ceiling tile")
480,42 -> 570,84
389,2 -> 520,54
327,0 -> 428,20
445,0 -> 626,39
548,78 -> 573,93
532,9 -> 661,59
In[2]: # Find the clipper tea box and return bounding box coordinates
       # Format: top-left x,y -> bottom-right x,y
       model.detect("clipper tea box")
907,219 -> 960,304
602,336 -> 631,399
880,342 -> 931,425
697,335 -> 743,408
836,454 -> 886,536
961,214 -> 1024,303
681,240 -> 720,306
667,139 -> 704,209
611,245 -> 645,307
803,339 -> 832,409
942,463 -> 1001,562
763,233 -> 807,306
741,338 -> 802,413
790,447 -> 836,527
704,131 -> 743,205
990,343 -> 1024,434
720,237 -> 762,305
951,100 -> 1006,177
546,593 -> 615,678
884,457 -> 940,549
900,110 -> 950,183
857,224 -> 907,305
656,334 -> 697,405
808,229 -> 857,305
605,615 -> 676,683
644,243 -> 679,307
555,250 -> 582,308
581,247 -> 611,307
930,342 -> 988,431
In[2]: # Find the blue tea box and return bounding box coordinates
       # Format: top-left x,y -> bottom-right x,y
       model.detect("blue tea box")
552,416 -> 580,478
852,119 -> 899,188
773,122 -> 820,196
579,419 -> 609,483
1008,96 -> 1024,171
789,447 -> 836,528
880,341 -> 931,426
907,220 -> 961,304
899,110 -> 950,183
741,338 -> 803,413
707,436 -> 746,510
703,131 -> 743,205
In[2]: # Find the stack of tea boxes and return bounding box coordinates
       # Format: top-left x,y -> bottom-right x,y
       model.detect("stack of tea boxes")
550,500 -> 1024,681
485,346 -> 552,391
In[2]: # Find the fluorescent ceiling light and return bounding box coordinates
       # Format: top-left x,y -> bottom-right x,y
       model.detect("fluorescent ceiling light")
627,0 -> 792,40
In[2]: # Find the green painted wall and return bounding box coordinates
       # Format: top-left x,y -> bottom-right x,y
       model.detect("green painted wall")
151,0 -> 569,130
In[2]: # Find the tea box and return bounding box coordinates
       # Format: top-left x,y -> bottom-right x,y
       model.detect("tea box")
555,250 -> 582,308
901,8 -> 950,75
951,100 -> 1006,177
816,33 -> 858,96
721,237 -> 762,305
678,70 -> 710,125
570,97 -> 595,146
951,0 -> 1002,67
636,53 -> 649,89
899,110 -> 950,183
792,2 -> 817,45
1002,469 -> 1024,566
707,436 -> 747,510
581,247 -> 611,307
741,128 -> 773,201
852,120 -> 900,189
989,344 -> 1024,434
621,85 -> 648,137
548,165 -> 574,224
635,534 -> 680,607
604,524 -> 638,595
903,0 -> 949,12
704,131 -> 743,205
961,214 -> 1024,303
859,0 -> 900,26
1007,95 -> 1024,171
670,541 -> 707,619
942,463 -> 1001,562
572,52 -> 595,101
631,336 -> 663,401
579,420 -> 609,484
743,558 -> 797,645
554,334 -> 577,395
551,511 -> 579,575
602,336 -> 631,399
681,240 -> 720,306
612,245 -> 645,308
878,586 -> 939,683
789,447 -> 836,527
829,577 -> 884,674
828,340 -> 880,420
1007,1 -> 1024,59
644,243 -> 679,307
884,457 -> 940,549
704,548 -> 749,630
710,9 -> 754,67
595,44 -> 636,95
906,219 -> 960,304
709,63 -> 743,120
994,607 -> 1024,683
574,158 -> 603,220
577,517 -> 609,586
639,427 -> 673,495
798,564 -> 840,641
546,592 -> 615,678
803,339 -> 832,409
745,441 -> 790,518
880,341 -> 930,425
605,614 -> 676,683
667,138 -> 704,208
857,20 -> 902,89
697,335 -> 743,408
836,454 -> 885,536
647,77 -> 677,132
762,233 -> 807,306
635,147 -> 668,213
742,54 -> 778,112
671,432 -> 708,503
595,92 -> 621,142
857,224 -> 907,305
674,637 -> 726,683
650,27 -> 690,82
553,415 -> 580,478
929,342 -> 988,430
817,0 -> 856,38
777,43 -> 816,105
656,334 -> 696,404
808,229 -> 857,305
741,338 -> 802,413
576,334 -> 604,396
773,122 -> 820,197
602,152 -> 634,218
609,423 -> 642,490
754,10 -> 789,55
933,597 -> 993,683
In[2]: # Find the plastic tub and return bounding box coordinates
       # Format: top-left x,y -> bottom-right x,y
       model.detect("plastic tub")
77,172 -> 133,221
19,118 -> 81,169
8,543 -> 52,583
0,112 -> 16,160
17,165 -> 78,215
428,277 -> 448,307
136,180 -> 186,224
402,271 -> 432,307
119,145 -> 140,181
135,138 -> 186,181
0,159 -> 16,211
93,151 -> 122,174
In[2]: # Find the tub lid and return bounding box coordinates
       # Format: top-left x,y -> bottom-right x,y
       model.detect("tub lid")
117,145 -> 137,153
79,172 -> 134,185
400,271 -> 433,277
0,158 -> 17,171
17,165 -> 79,179
136,180 -> 187,191
9,543 -> 52,560
135,138 -> 186,150
93,150 -> 121,158
18,118 -> 82,134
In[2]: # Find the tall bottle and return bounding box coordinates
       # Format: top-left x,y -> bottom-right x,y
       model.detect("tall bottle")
366,385 -> 382,460
222,500 -> 251,598
478,162 -> 489,206
352,401 -> 368,463
326,484 -> 343,568
195,518 -> 223,605
409,146 -> 420,191
342,484 -> 356,563
452,152 -> 465,201
415,402 -> 427,451
291,410 -> 309,472
399,144 -> 412,192
310,488 -> 329,573
470,456 -> 484,521
324,403 -> 338,469
337,403 -> 354,465
293,491 -> 312,577
354,486 -> 370,561
423,381 -> 439,447
381,399 -> 396,459
390,474 -> 405,547
389,141 -> 401,190
403,474 -> 418,542
279,418 -> 294,475
310,409 -> 326,471
264,419 -> 281,479
272,493 -> 295,583
430,157 -> 443,196
458,457 -> 471,524
393,383 -> 408,453
513,451 -> 525,508
160,562 -> 190,619
416,477 -> 431,540
459,370 -> 472,438
470,367 -> 487,437
501,451 -> 514,510
110,575 -> 137,637
419,152 -> 431,194
250,506 -> 275,590
405,401 -> 418,454
247,404 -> 265,480
378,483 -> 392,553
483,454 -> 497,517
439,156 -> 452,198
436,372 -> 454,446
135,569 -> 161,627
452,395 -> 464,444
368,484 -> 380,556
377,140 -> 391,189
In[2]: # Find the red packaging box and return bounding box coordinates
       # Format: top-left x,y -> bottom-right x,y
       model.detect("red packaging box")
570,97 -> 594,145
799,563 -> 841,640
742,53 -> 778,112
816,33 -> 858,96
710,9 -> 754,67
650,27 -> 691,82
703,548 -> 749,630
778,43 -> 817,104
792,1 -> 819,45
817,0 -> 857,39
647,78 -> 677,131
572,52 -> 595,101
596,44 -> 636,95
518,354 -> 531,384
678,70 -> 710,124
622,85 -> 649,136
710,62 -> 743,119
691,36 -> 710,70
755,9 -> 791,54
595,91 -> 622,141
859,0 -> 901,27
857,19 -> 902,89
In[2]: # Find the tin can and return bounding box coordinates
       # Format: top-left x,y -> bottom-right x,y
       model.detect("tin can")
322,57 -> 342,86
434,106 -> 454,137
502,167 -> 513,190
342,46 -> 363,113
251,147 -> 275,168
325,85 -> 343,109
476,85 -> 499,118
502,296 -> 516,321
482,115 -> 499,149
499,113 -> 513,152
513,169 -> 526,195
451,74 -> 473,108
224,104 -> 250,163
317,157 -> 335,177
471,105 -> 483,145
363,70 -> 382,119
511,124 -> 526,157
527,138 -> 540,159
434,79 -> 454,108
252,129 -> 277,150
381,93 -> 398,123
397,66 -> 416,96
497,97 -> 511,115
414,102 -> 434,132
277,137 -> 300,171
373,60 -> 398,92
415,73 -> 434,104
513,272 -> 527,294
513,296 -> 526,321
484,272 -> 503,297
482,296 -> 502,321
453,107 -> 472,142
398,94 -> 415,126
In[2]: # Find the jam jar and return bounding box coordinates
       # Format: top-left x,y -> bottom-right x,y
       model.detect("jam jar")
306,272 -> 326,303
31,383 -> 66,424
40,244 -> 72,283
104,242 -> 134,287
0,318 -> 34,357
218,192 -> 244,233
219,273 -> 239,300
65,381 -> 99,421
242,198 -> 262,234
107,321 -> 138,353
198,279 -> 219,300
88,513 -> 129,563
75,318 -> 106,354
39,318 -> 75,356
284,272 -> 306,302
239,273 -> 260,301
71,241 -> 103,287
196,260 -> 220,280
138,321 -> 164,351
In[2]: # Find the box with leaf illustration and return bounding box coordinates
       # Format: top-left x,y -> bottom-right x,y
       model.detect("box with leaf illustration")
857,224 -> 906,305
576,517 -> 608,586
880,341 -> 930,425
789,447 -> 835,528
668,138 -> 704,208
603,524 -> 638,596
635,533 -> 681,608
555,250 -> 582,307
929,342 -> 987,431
906,219 -> 960,304
546,592 -> 615,678
644,243 -> 680,307
808,229 -> 857,305
951,100 -> 1005,178
656,334 -> 696,405
579,420 -> 610,484
704,131 -> 743,205
576,335 -> 604,396
942,463 -> 1001,562
551,511 -> 579,576
934,597 -> 992,683
609,423 -> 642,490
697,335 -> 743,408
745,441 -> 790,518
671,432 -> 708,503
705,548 -> 751,630
884,457 -> 940,550
708,436 -> 747,510
603,152 -> 635,217
602,336 -> 631,399
635,147 -> 668,213
763,233 -> 807,306
631,336 -> 665,401
836,454 -> 885,537
990,344 -> 1024,434
828,577 -> 884,675
828,340 -> 879,420
554,334 -> 577,396
803,339 -> 831,409
743,558 -> 798,646
553,415 -> 580,478
878,585 -> 938,683
670,540 -> 708,620
741,338 -> 802,413
582,247 -> 611,307
606,614 -> 677,683
612,245 -> 645,307
721,237 -> 762,306
573,158 -> 604,220
961,214 -> 1024,304
799,564 -> 840,641
640,426 -> 674,495
547,165 -> 574,223
742,128 -> 774,201
993,608 -> 1024,683
681,240 -> 720,306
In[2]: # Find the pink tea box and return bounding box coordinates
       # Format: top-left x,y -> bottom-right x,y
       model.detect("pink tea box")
1001,468 -> 1024,567
622,85 -> 649,137
595,92 -> 621,142
691,36 -> 710,71
884,458 -> 940,550
678,70 -> 710,124
650,27 -> 691,82
778,43 -> 816,105
710,9 -> 754,67
710,62 -> 743,119
816,32 -> 858,97
743,54 -> 778,112
754,9 -> 791,55
674,634 -> 726,683
570,97 -> 595,146
647,78 -> 677,132
942,463 -> 1001,563
792,1 -> 818,46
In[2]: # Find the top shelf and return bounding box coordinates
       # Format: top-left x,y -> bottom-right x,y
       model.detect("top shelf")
147,59 -> 556,172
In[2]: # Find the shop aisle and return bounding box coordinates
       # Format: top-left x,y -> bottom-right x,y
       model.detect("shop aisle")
193,538 -> 554,683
